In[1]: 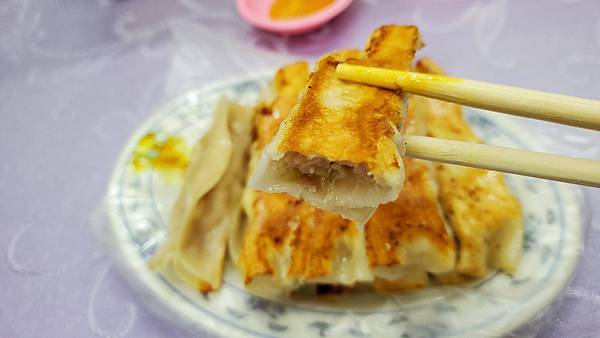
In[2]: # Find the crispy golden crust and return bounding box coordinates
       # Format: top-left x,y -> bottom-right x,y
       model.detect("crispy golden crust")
242,63 -> 309,283
243,32 -> 530,291
242,63 -> 357,284
243,38 -> 462,290
287,211 -> 355,278
362,25 -> 424,70
363,74 -> 456,287
365,158 -> 455,268
364,56 -> 455,276
242,27 -> 423,285
254,62 -> 309,150
242,56 -> 521,289
242,189 -> 355,283
241,191 -> 294,282
416,58 -> 524,277
278,55 -> 403,174
275,26 -> 421,178
434,166 -> 521,277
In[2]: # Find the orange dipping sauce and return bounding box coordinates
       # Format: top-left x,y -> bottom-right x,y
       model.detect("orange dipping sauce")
270,0 -> 335,20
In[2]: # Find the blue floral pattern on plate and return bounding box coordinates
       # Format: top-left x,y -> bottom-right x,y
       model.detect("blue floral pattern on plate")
106,74 -> 583,338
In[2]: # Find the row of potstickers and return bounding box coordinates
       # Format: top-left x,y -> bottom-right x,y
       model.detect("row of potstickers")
150,25 -> 524,296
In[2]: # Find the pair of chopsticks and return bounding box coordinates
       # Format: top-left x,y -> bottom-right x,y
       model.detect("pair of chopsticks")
336,64 -> 600,188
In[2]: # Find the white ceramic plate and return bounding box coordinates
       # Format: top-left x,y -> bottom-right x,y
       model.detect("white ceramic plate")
106,74 -> 584,338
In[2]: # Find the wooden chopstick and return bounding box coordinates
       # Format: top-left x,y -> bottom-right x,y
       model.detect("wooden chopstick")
336,64 -> 600,131
405,135 -> 600,187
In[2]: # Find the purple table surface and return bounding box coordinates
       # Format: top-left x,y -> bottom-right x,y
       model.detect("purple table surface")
1,1 -> 600,337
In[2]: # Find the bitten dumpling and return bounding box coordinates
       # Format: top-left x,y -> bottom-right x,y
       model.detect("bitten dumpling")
250,26 -> 423,223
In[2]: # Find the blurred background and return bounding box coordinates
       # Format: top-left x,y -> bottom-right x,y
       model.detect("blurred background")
1,1 -> 599,337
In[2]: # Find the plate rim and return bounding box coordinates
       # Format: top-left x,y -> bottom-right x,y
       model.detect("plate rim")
105,73 -> 585,338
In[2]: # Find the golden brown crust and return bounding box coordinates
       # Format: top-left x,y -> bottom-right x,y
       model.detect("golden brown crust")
287,207 -> 355,279
365,158 -> 455,268
242,62 -> 357,284
276,53 -> 402,176
242,27 -> 424,284
416,58 -> 524,277
362,25 -> 423,70
254,62 -> 309,149
241,189 -> 355,283
242,55 -> 521,290
241,191 -> 294,282
275,26 -> 422,177
242,62 -> 310,283
434,166 -> 521,277
242,34 -> 462,289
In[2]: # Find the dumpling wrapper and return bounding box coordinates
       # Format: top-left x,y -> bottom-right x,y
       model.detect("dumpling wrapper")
237,44 -> 456,297
150,98 -> 253,291
236,63 -> 375,296
365,91 -> 456,291
250,26 -> 423,223
414,58 -> 524,280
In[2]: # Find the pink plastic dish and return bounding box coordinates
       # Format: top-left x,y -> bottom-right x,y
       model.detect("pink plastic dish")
236,0 -> 354,35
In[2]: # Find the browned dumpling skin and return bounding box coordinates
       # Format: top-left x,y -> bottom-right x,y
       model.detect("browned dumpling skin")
240,63 -> 367,292
254,62 -> 309,150
415,58 -> 524,279
365,158 -> 456,274
250,26 -> 423,223
241,53 -> 458,294
364,78 -> 456,291
154,28 -> 524,295
276,50 -> 404,179
241,191 -> 358,284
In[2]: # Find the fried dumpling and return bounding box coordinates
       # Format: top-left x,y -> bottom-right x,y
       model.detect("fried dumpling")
235,63 -> 374,296
250,26 -> 423,223
415,58 -> 524,279
150,31 -> 523,295
238,53 -> 457,296
365,92 -> 456,291
150,98 -> 253,291
366,159 -> 456,287
239,190 -> 372,296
